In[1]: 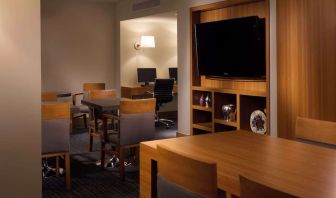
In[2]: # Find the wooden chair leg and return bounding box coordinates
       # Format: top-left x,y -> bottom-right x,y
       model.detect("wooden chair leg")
119,147 -> 125,181
83,114 -> 87,128
64,153 -> 71,191
56,156 -> 60,177
100,142 -> 105,169
89,129 -> 93,152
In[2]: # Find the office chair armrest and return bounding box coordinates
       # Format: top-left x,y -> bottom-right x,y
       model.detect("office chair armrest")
72,92 -> 84,105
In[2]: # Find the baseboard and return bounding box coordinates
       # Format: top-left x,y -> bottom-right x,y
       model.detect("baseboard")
176,132 -> 189,137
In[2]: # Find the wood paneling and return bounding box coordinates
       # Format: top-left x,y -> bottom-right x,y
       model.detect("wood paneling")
277,0 -> 336,138
295,117 -> 336,145
200,0 -> 266,23
201,76 -> 267,93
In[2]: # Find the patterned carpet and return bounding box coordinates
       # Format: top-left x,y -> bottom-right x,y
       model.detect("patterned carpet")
43,124 -> 177,198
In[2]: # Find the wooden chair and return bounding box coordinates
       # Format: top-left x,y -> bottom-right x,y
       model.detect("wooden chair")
42,91 -> 57,102
157,144 -> 217,198
100,98 -> 156,180
88,89 -> 117,152
239,175 -> 297,198
71,83 -> 106,129
42,102 -> 71,190
295,117 -> 336,146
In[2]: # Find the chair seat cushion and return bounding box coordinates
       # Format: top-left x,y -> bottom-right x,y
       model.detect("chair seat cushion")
71,105 -> 89,114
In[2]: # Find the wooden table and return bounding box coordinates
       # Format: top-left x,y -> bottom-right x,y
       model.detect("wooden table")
140,130 -> 336,198
81,98 -> 120,112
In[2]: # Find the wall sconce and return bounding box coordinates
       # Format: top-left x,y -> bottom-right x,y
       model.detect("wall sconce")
134,35 -> 155,50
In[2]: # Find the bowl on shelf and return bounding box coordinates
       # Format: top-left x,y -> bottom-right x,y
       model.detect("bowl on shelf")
222,104 -> 236,122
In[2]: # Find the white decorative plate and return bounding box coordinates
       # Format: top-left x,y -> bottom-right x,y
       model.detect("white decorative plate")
250,110 -> 267,134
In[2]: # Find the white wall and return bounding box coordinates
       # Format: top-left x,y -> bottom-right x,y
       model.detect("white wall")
0,0 -> 41,196
42,0 -> 116,94
120,16 -> 177,86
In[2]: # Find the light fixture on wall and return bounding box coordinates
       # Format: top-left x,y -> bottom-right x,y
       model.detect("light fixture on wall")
134,35 -> 155,50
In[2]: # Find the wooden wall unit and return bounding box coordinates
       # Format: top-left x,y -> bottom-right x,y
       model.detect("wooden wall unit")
277,0 -> 336,138
190,0 -> 270,135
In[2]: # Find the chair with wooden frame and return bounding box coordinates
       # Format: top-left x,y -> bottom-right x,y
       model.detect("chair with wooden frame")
87,89 -> 117,152
295,117 -> 336,147
157,144 -> 217,198
71,83 -> 105,129
239,175 -> 297,198
42,91 -> 57,102
42,102 -> 71,190
100,98 -> 156,180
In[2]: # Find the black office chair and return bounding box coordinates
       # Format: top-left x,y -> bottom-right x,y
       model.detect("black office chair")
153,78 -> 175,128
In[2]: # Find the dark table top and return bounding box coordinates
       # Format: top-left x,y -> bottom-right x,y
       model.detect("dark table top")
81,98 -> 120,111
57,91 -> 72,98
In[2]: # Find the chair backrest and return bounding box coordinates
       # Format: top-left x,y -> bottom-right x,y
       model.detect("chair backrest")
157,144 -> 217,198
88,89 -> 117,100
42,102 -> 70,154
42,91 -> 57,102
118,99 -> 156,146
83,83 -> 105,92
153,79 -> 174,104
119,98 -> 156,114
295,117 -> 336,146
239,175 -> 297,198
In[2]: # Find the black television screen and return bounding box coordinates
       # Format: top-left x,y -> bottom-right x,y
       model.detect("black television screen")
195,16 -> 265,79
137,68 -> 157,85
169,67 -> 177,82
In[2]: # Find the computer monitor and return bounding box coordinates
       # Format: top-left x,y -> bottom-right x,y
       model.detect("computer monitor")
169,67 -> 177,82
137,68 -> 157,86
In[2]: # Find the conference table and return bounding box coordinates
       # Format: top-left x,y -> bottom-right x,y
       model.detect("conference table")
140,130 -> 336,198
81,98 -> 121,112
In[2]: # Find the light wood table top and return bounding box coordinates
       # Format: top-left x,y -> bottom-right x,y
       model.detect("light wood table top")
140,130 -> 336,197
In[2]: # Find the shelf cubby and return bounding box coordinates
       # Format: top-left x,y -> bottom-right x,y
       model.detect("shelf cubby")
214,92 -> 237,121
192,122 -> 213,132
240,95 -> 267,132
192,128 -> 211,135
214,123 -> 237,132
192,90 -> 212,108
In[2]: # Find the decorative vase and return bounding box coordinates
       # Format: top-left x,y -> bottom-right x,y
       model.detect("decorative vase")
222,104 -> 236,121
205,94 -> 211,107
199,94 -> 205,106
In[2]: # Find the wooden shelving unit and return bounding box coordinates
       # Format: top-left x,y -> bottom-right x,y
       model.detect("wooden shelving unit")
192,105 -> 212,112
190,0 -> 270,135
214,119 -> 237,128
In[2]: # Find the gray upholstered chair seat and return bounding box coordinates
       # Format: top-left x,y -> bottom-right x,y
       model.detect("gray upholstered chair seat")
71,105 -> 89,114
42,119 -> 70,154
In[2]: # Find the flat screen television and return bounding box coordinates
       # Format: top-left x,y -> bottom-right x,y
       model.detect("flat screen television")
195,16 -> 266,79
137,68 -> 157,86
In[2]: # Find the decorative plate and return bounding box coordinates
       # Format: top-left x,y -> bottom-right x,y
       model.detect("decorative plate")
250,110 -> 267,134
